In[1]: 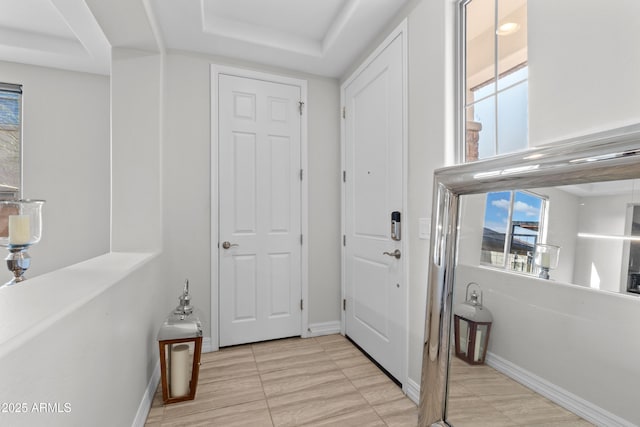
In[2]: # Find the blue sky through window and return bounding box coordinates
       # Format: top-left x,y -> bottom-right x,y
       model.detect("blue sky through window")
484,191 -> 511,233
484,190 -> 542,234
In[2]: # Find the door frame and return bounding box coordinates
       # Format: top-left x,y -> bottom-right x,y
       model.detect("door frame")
340,19 -> 409,386
210,64 -> 309,351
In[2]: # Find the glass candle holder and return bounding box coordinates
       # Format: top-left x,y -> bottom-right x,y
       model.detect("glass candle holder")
534,243 -> 560,279
0,200 -> 45,286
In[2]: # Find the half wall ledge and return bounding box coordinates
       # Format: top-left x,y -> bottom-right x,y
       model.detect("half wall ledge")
0,251 -> 158,359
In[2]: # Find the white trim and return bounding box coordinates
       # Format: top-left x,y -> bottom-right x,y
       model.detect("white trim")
306,321 -> 342,337
486,352 -> 636,427
210,64 -> 309,348
201,337 -> 215,353
340,19 -> 409,387
404,377 -> 421,405
399,18 -> 410,392
131,357 -> 160,427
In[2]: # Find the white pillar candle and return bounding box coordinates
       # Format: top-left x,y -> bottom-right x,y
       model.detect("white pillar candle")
474,330 -> 483,362
170,344 -> 190,397
540,252 -> 551,268
9,215 -> 30,245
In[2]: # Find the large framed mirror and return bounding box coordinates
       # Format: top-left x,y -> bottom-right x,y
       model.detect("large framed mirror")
419,125 -> 640,427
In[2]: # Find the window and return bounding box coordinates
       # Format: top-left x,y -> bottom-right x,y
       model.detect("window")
0,82 -> 22,199
481,190 -> 547,274
461,0 -> 528,162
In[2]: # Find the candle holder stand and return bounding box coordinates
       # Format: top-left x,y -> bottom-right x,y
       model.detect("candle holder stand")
5,245 -> 31,286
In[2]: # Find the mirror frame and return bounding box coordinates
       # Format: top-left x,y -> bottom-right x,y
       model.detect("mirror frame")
418,124 -> 640,427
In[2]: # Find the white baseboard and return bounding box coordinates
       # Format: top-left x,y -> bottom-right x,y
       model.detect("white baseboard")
404,377 -> 420,405
306,321 -> 342,337
202,336 -> 215,353
486,352 -> 635,427
131,358 -> 161,427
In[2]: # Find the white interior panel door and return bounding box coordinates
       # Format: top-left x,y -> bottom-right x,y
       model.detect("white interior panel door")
344,33 -> 405,382
219,74 -> 302,347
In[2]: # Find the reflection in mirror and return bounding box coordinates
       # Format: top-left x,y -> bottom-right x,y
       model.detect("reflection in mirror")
480,190 -> 546,275
461,179 -> 640,294
445,179 -> 640,426
418,128 -> 640,427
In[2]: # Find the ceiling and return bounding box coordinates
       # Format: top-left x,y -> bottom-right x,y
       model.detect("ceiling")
559,180 -> 640,198
0,0 -> 411,78
0,0 -> 111,75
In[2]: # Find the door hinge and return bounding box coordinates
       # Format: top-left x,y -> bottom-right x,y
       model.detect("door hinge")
300,299 -> 304,310
299,101 -> 305,115
343,235 -> 346,246
342,170 -> 346,182
342,106 -> 346,119
300,169 -> 304,180
343,299 -> 346,310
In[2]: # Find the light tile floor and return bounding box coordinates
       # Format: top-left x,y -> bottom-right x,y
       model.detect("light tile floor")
145,334 -> 417,426
447,357 -> 594,427
145,334 -> 593,426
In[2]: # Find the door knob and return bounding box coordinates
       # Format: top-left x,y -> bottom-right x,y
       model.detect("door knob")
222,241 -> 239,249
383,249 -> 401,259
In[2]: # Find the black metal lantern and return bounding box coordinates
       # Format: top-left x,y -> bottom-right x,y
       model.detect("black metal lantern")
158,280 -> 203,404
453,282 -> 493,365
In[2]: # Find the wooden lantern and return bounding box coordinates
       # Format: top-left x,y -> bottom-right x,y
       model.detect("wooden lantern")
158,280 -> 203,404
453,282 -> 493,365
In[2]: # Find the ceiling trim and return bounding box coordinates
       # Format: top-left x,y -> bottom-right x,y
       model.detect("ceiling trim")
0,0 -> 110,75
322,0 -> 359,54
201,13 -> 323,57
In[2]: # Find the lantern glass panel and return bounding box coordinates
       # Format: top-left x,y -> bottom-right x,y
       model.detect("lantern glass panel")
458,317 -> 470,357
473,323 -> 490,362
162,341 -> 194,398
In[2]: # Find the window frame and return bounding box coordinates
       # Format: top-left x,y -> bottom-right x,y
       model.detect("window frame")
0,82 -> 22,200
480,189 -> 548,276
457,0 -> 529,163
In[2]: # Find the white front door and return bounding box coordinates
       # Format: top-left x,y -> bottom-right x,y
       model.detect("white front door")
218,73 -> 302,347
343,32 -> 405,382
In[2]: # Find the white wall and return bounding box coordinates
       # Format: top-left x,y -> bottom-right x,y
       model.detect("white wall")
0,253 -> 165,427
340,0 -> 455,391
0,47 -> 169,427
111,49 -> 163,252
306,76 -> 342,325
529,0 -> 640,144
406,0 -> 455,387
162,51 -> 342,339
540,187 -> 579,283
161,52 -> 214,329
0,60 -> 110,276
572,194 -> 629,292
454,264 -> 640,426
